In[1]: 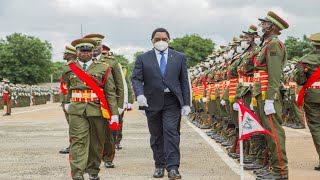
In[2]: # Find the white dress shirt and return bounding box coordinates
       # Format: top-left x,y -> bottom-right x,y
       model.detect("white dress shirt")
154,48 -> 170,92
78,59 -> 93,71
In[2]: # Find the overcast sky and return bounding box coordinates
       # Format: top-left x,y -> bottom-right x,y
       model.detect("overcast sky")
1,0 -> 319,62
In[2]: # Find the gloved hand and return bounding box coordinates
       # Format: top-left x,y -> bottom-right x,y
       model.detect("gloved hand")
118,108 -> 124,114
127,103 -> 133,111
202,97 -> 207,102
233,102 -> 239,111
123,103 -> 128,110
64,103 -> 70,113
264,100 -> 276,115
137,95 -> 148,107
139,110 -> 146,116
295,95 -> 298,102
181,105 -> 191,116
110,115 -> 120,130
250,102 -> 254,110
221,99 -> 226,106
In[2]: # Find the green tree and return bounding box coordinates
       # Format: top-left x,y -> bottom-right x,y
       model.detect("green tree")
114,54 -> 129,67
0,33 -> 53,84
51,61 -> 66,82
127,51 -> 144,79
284,35 -> 313,60
169,34 -> 215,67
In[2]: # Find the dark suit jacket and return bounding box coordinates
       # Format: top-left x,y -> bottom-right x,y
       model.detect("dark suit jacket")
131,48 -> 190,111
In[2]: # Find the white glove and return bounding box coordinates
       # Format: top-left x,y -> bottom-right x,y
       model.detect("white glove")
139,110 -> 146,116
123,103 -> 128,110
118,108 -> 124,114
181,105 -> 191,116
264,100 -> 276,115
64,103 -> 70,112
202,97 -> 207,102
137,95 -> 148,107
233,102 -> 239,111
250,102 -> 254,110
295,95 -> 298,102
127,103 -> 133,110
110,115 -> 119,124
221,99 -> 226,106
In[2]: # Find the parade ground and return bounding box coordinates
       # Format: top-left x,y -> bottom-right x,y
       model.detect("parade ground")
0,103 -> 319,180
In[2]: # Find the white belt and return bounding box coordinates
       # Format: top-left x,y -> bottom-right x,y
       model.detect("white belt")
311,82 -> 320,86
71,92 -> 98,98
243,82 -> 253,87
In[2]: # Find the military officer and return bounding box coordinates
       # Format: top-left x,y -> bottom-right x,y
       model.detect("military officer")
59,45 -> 77,154
253,11 -> 289,180
295,32 -> 320,171
62,38 -> 119,180
2,78 -> 12,116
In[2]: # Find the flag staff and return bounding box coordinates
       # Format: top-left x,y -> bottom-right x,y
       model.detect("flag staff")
238,103 -> 244,180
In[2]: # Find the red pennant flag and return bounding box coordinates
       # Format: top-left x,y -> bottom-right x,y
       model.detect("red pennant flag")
238,100 -> 273,140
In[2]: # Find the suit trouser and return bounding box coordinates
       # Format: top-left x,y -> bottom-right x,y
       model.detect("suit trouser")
256,94 -> 288,176
289,96 -> 305,125
304,101 -> 320,161
146,93 -> 181,171
69,114 -> 106,178
103,121 -> 115,162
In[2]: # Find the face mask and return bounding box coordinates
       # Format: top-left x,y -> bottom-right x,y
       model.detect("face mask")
198,67 -> 202,72
236,46 -> 244,54
257,26 -> 264,37
254,37 -> 262,45
209,60 -> 214,65
193,69 -> 199,75
229,49 -> 235,55
154,41 -> 168,52
223,54 -> 229,59
241,41 -> 250,49
205,62 -> 209,67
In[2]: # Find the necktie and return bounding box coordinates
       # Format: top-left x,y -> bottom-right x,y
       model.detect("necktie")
82,63 -> 87,71
159,52 -> 166,77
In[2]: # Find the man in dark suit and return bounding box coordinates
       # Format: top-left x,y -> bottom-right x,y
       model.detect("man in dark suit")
131,28 -> 191,180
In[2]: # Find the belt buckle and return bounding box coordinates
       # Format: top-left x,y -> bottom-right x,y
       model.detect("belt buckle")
82,92 -> 91,99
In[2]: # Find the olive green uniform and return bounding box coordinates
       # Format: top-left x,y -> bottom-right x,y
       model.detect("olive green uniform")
62,60 -> 118,178
253,35 -> 288,176
295,49 -> 320,164
101,55 -> 124,163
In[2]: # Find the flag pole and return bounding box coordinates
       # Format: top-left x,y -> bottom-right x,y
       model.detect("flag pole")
238,103 -> 244,180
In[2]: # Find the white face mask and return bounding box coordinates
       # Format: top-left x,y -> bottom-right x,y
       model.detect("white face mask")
153,41 -> 168,52
236,46 -> 244,54
229,49 -> 235,55
198,67 -> 202,72
257,26 -> 264,37
193,69 -> 199,75
205,62 -> 209,67
254,37 -> 262,45
209,60 -> 214,65
241,41 -> 250,49
223,53 -> 229,59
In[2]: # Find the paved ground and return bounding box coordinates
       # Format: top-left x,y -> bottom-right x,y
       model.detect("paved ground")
0,103 -> 319,180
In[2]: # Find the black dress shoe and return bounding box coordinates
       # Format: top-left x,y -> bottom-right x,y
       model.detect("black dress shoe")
3,113 -> 11,116
256,174 -> 288,180
153,168 -> 164,178
104,161 -> 115,168
168,169 -> 181,180
59,147 -> 70,154
315,165 -> 320,171
89,174 -> 100,180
